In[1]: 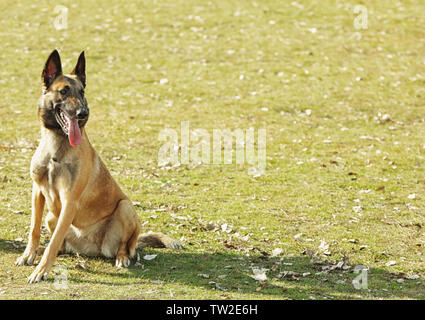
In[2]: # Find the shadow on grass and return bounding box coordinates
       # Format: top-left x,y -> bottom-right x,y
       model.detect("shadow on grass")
1,239 -> 424,299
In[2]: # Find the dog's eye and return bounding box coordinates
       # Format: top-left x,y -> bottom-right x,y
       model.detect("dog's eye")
60,86 -> 69,95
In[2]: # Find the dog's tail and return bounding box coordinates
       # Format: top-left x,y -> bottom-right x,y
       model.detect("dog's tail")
137,231 -> 183,250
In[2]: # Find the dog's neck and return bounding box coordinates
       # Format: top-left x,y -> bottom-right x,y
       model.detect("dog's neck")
40,125 -> 88,155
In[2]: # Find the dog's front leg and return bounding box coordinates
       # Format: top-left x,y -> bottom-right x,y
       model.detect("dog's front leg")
27,201 -> 76,283
16,183 -> 45,266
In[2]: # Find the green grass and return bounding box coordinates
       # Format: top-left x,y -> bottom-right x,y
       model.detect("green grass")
0,0 -> 424,299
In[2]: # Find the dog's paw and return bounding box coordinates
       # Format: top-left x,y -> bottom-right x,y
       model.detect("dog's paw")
115,256 -> 131,268
27,264 -> 50,283
15,251 -> 37,266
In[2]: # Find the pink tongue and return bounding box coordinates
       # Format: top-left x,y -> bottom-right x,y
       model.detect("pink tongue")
68,118 -> 82,146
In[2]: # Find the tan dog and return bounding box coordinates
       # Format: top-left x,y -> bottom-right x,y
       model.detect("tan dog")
16,50 -> 181,283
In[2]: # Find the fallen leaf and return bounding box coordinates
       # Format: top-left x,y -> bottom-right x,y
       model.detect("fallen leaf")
251,268 -> 268,281
215,283 -> 227,291
143,254 -> 157,261
271,248 -> 283,257
386,260 -> 397,267
151,280 -> 164,284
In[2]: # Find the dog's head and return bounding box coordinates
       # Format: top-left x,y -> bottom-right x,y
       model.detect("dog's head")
38,50 -> 89,146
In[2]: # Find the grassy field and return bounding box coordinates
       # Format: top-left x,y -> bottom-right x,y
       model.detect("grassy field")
0,0 -> 424,300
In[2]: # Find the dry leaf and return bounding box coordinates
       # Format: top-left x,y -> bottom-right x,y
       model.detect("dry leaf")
143,254 -> 157,261
271,248 -> 283,257
405,275 -> 420,280
251,268 -> 268,281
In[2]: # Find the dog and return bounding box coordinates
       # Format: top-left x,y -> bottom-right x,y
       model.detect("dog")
16,50 -> 182,283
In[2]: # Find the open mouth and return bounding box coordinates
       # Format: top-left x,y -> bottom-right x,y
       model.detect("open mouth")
55,107 -> 82,147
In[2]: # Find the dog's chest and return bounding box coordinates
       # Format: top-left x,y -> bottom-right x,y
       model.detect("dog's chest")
30,148 -> 50,184
31,146 -> 78,212
32,157 -> 77,185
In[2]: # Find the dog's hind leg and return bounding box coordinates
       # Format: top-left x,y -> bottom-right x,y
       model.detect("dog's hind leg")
101,199 -> 140,268
115,227 -> 140,268
101,199 -> 182,267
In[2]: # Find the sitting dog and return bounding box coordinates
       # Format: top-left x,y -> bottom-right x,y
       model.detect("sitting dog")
16,50 -> 181,283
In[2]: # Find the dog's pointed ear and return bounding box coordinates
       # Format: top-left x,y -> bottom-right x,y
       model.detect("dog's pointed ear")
42,49 -> 62,89
71,51 -> 86,87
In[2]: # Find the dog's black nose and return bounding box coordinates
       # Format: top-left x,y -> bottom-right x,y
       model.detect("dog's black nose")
76,108 -> 89,119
